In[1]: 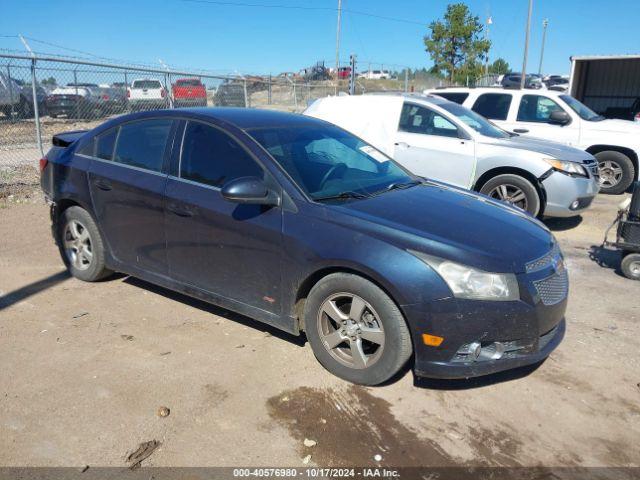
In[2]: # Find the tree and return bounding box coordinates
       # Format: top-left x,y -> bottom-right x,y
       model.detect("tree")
424,3 -> 490,84
489,58 -> 510,75
41,77 -> 57,87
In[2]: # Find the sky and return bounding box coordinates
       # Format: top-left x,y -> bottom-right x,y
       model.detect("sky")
1,0 -> 639,76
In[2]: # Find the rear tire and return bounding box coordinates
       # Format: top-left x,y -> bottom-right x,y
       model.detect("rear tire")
479,174 -> 541,216
595,151 -> 635,194
303,273 -> 412,385
57,206 -> 113,282
621,253 -> 640,280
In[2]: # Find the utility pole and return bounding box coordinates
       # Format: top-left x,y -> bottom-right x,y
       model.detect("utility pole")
485,16 -> 492,75
520,0 -> 534,89
335,0 -> 342,74
538,19 -> 549,75
19,35 -> 43,156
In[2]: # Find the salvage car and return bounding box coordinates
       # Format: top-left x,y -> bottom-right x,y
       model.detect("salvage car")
428,87 -> 640,194
305,94 -> 599,218
45,85 -> 101,119
172,78 -> 207,107
40,108 -> 566,385
127,79 -> 168,111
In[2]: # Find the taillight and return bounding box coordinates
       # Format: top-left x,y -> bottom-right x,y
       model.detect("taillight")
102,94 -> 110,101
39,157 -> 48,173
634,112 -> 640,123
161,89 -> 166,98
126,89 -> 130,98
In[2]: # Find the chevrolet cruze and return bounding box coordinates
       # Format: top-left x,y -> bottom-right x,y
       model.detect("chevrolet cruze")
40,108 -> 567,385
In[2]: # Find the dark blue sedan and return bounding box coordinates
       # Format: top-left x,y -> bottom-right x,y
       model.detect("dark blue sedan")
40,108 -> 566,385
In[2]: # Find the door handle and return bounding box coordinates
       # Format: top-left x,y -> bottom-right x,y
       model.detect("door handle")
93,179 -> 112,191
394,142 -> 410,148
167,203 -> 194,218
513,128 -> 529,134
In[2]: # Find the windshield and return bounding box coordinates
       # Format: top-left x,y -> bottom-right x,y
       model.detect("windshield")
176,79 -> 202,86
560,95 -> 603,121
248,125 -> 414,201
439,102 -> 510,139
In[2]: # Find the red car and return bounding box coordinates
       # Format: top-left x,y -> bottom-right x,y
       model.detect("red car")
171,78 -> 207,107
337,67 -> 351,79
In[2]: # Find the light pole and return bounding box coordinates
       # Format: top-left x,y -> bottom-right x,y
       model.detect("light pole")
538,18 -> 549,75
335,0 -> 342,74
520,0 -> 534,89
485,16 -> 492,75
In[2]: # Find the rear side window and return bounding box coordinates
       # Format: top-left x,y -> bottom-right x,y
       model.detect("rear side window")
113,119 -> 173,172
436,92 -> 469,104
76,139 -> 95,156
398,103 -> 460,138
472,93 -> 513,120
96,128 -> 118,160
180,121 -> 263,187
517,95 -> 564,122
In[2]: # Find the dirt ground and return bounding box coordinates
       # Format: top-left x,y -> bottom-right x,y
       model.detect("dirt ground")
0,192 -> 639,471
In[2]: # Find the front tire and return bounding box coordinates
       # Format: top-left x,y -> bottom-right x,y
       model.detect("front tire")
595,151 -> 635,194
479,174 -> 541,216
621,253 -> 640,280
303,273 -> 412,385
57,206 -> 112,282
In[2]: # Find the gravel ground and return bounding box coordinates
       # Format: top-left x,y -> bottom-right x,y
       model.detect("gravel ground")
0,193 -> 639,472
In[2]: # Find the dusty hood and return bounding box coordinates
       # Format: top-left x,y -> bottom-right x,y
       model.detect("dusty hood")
483,135 -> 595,162
304,95 -> 404,156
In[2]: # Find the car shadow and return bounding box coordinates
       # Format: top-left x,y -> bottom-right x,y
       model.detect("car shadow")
411,360 -> 545,390
588,244 -> 625,277
0,270 -> 70,311
544,216 -> 583,231
122,276 -> 307,348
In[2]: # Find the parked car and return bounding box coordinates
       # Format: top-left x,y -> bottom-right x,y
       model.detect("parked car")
305,94 -> 599,218
0,73 -> 45,118
45,85 -> 101,119
544,75 -> 569,92
603,97 -> 640,123
359,70 -> 391,80
127,79 -> 168,111
427,87 -> 640,194
40,108 -> 566,385
501,73 -> 544,89
172,78 -> 207,107
213,81 -> 245,107
336,67 -> 351,79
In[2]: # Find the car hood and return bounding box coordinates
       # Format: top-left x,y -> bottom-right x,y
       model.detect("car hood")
328,182 -> 555,273
583,118 -> 640,135
481,135 -> 593,162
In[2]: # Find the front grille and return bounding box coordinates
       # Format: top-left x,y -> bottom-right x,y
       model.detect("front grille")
534,269 -> 569,306
526,243 -> 560,273
584,158 -> 599,180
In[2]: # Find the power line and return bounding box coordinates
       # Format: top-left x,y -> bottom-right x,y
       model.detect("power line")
180,0 -> 426,26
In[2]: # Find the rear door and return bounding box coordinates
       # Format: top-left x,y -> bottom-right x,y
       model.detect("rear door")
87,118 -> 176,274
394,102 -> 476,188
164,120 -> 283,315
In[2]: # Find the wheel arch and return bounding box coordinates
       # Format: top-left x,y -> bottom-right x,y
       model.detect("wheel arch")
293,266 -> 405,332
473,166 -> 547,215
586,145 -> 638,178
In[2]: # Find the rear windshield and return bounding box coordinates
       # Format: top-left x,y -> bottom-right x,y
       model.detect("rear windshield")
435,92 -> 469,105
132,80 -> 162,89
176,79 -> 202,86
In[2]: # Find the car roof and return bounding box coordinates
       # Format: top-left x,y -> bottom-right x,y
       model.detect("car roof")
429,87 -> 565,97
364,92 -> 451,105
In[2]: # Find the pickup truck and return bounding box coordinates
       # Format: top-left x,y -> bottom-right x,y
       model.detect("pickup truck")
171,78 -> 207,107
128,79 -> 168,111
429,87 -> 640,194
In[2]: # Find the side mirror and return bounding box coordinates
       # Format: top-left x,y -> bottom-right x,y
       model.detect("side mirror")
549,110 -> 571,125
221,176 -> 279,206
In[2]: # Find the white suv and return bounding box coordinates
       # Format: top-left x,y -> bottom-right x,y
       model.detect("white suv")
427,87 -> 640,194
128,79 -> 168,111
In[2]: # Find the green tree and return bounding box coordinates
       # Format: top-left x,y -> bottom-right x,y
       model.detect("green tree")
489,58 -> 510,75
424,3 -> 490,84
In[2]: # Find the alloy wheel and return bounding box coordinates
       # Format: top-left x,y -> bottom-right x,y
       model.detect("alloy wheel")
317,293 -> 385,369
488,184 -> 529,211
598,160 -> 623,189
63,220 -> 93,271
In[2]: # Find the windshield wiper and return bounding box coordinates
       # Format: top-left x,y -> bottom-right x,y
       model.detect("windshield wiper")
371,179 -> 423,196
314,191 -> 370,202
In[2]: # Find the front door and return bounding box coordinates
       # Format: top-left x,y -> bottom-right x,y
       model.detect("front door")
393,102 -> 476,188
503,94 -> 580,145
88,118 -> 174,274
164,120 -> 283,315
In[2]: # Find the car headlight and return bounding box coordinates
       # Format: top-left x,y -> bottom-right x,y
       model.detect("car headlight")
409,251 -> 520,301
543,158 -> 588,177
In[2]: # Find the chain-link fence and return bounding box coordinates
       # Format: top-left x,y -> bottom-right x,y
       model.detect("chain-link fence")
0,53 -> 443,197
